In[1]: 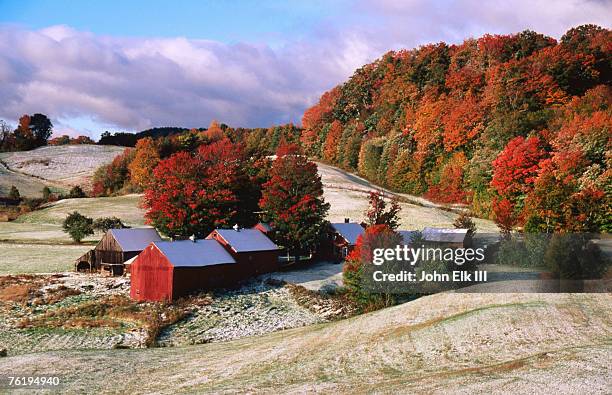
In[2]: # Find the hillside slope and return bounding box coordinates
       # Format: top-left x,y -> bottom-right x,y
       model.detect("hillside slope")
0,144 -> 125,197
300,26 -> 611,232
1,292 -> 609,393
318,162 -> 499,232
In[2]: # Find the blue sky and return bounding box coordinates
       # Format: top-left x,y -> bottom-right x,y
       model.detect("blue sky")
0,0 -> 610,139
0,0 -> 343,45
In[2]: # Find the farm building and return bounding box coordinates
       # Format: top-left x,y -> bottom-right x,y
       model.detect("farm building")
75,228 -> 162,275
318,220 -> 365,262
130,239 -> 237,302
399,230 -> 419,245
421,227 -> 470,247
252,222 -> 273,234
207,228 -> 280,275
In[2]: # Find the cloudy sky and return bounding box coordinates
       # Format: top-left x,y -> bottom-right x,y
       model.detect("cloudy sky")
0,0 -> 610,138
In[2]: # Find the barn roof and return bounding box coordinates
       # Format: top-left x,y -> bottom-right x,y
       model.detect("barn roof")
330,223 -> 364,245
398,230 -> 419,245
254,222 -> 273,232
213,228 -> 279,253
109,228 -> 162,252
422,227 -> 468,243
153,239 -> 236,267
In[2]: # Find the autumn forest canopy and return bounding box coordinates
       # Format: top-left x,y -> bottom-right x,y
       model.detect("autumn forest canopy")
301,24 -> 611,233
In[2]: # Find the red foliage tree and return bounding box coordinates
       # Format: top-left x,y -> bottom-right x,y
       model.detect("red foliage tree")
425,152 -> 469,203
322,120 -> 343,163
142,138 -> 246,238
491,136 -> 546,198
364,191 -> 401,230
259,153 -> 329,254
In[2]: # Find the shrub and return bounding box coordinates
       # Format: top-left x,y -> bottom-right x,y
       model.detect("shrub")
453,212 -> 477,235
93,217 -> 126,233
68,185 -> 87,198
62,211 -> 94,243
8,185 -> 20,201
42,186 -> 52,201
544,234 -> 609,280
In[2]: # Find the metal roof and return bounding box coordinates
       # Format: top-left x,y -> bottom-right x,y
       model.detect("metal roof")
109,228 -> 162,252
422,227 -> 468,243
213,228 -> 279,252
330,223 -> 365,245
398,230 -> 419,245
254,222 -> 273,232
153,239 -> 236,267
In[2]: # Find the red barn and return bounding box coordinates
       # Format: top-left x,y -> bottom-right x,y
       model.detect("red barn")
207,228 -> 280,275
130,239 -> 237,302
317,221 -> 365,262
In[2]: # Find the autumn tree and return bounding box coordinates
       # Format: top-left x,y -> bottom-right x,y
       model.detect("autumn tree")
92,148 -> 135,196
322,120 -> 343,163
259,150 -> 329,255
453,212 -> 477,235
298,25 -> 610,233
143,138 -> 249,239
364,191 -> 401,230
128,137 -> 160,188
202,120 -> 225,142
490,135 -> 546,230
343,224 -> 401,311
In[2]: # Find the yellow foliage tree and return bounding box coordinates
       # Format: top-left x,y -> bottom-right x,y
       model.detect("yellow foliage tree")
128,137 -> 160,188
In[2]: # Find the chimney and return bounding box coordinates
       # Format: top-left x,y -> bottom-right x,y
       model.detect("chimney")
233,224 -> 240,232
344,218 -> 350,223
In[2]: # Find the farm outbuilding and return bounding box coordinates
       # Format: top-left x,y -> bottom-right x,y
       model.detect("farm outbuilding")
207,228 -> 280,276
252,222 -> 273,234
318,220 -> 365,262
399,230 -> 419,245
422,227 -> 470,247
130,239 -> 238,301
75,228 -> 162,276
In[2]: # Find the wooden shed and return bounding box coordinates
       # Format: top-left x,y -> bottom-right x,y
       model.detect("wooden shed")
130,239 -> 237,302
75,228 -> 162,276
207,228 -> 280,276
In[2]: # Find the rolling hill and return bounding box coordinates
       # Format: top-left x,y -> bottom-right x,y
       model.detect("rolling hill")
0,144 -> 125,197
1,292 -> 609,393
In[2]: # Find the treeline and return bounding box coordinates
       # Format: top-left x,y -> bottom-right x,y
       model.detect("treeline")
91,121 -> 301,197
0,114 -> 53,151
94,129 -> 328,254
299,25 -> 611,233
0,113 -> 97,151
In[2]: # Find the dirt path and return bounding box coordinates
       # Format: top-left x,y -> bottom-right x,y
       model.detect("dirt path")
316,162 -> 466,211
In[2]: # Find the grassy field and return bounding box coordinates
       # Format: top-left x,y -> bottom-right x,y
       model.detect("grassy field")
0,292 -> 609,393
0,194 -> 146,273
16,194 -> 146,227
0,161 -> 67,198
0,145 -> 125,193
318,162 -> 499,232
0,243 -> 90,274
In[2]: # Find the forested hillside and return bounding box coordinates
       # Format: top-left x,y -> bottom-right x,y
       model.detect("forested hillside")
300,25 -> 611,232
